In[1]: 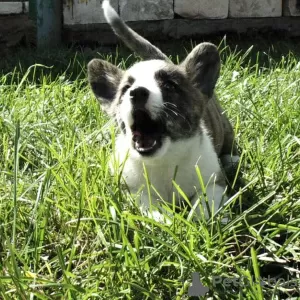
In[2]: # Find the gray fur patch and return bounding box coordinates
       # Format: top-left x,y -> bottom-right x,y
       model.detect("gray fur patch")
154,65 -> 204,140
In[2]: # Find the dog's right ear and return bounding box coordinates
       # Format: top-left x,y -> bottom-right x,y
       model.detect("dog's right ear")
87,59 -> 124,113
181,43 -> 220,98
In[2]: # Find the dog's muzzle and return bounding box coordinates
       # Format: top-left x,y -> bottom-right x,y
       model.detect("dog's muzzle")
131,109 -> 164,156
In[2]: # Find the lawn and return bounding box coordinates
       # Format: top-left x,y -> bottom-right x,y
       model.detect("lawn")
0,38 -> 300,299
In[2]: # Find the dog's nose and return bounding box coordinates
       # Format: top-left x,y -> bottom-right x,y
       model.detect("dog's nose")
130,87 -> 149,107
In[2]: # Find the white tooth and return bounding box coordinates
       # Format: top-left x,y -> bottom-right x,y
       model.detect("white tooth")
150,140 -> 157,148
136,140 -> 157,152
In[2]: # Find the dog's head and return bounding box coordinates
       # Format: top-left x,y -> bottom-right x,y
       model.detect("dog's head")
87,1 -> 221,160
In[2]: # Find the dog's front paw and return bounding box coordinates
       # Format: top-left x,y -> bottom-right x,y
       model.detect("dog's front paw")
140,207 -> 172,225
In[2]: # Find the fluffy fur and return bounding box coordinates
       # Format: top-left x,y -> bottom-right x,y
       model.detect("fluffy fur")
87,0 -> 240,220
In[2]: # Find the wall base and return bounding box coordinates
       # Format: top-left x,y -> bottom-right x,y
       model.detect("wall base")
63,17 -> 300,45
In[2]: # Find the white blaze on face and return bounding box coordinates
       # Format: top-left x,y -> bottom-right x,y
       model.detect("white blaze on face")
120,60 -> 166,129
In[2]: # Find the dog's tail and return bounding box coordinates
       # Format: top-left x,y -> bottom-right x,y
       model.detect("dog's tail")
102,0 -> 170,62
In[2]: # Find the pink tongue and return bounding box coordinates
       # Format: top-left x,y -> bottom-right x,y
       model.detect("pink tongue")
132,132 -> 155,149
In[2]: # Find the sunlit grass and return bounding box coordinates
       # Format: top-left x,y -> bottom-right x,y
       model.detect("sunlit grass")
0,43 -> 299,299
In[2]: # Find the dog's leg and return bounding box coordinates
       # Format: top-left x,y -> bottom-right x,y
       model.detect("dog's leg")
220,153 -> 245,197
191,183 -> 227,219
220,154 -> 240,176
139,191 -> 172,224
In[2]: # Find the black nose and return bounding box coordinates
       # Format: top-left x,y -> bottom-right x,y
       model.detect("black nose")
130,87 -> 149,107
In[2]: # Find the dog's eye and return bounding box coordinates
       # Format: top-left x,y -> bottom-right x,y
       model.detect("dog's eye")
121,84 -> 131,95
164,80 -> 178,91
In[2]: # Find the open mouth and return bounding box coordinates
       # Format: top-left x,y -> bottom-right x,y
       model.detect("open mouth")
131,109 -> 164,155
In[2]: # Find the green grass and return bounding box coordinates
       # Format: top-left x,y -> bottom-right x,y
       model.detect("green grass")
0,40 -> 300,299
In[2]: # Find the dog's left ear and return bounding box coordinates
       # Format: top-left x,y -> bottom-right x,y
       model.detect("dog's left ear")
88,58 -> 124,114
181,42 -> 220,98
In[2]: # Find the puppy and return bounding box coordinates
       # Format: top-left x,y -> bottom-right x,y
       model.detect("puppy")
87,0 -> 239,220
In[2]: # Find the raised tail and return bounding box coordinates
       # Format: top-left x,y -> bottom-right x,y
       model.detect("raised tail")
102,0 -> 170,61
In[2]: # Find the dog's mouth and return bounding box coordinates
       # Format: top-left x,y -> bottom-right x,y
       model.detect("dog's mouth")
131,110 -> 164,155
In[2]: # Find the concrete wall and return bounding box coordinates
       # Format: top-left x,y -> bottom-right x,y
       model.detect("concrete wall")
1,0 -> 300,49
1,1 -> 299,19
63,0 -> 300,25
0,1 -> 28,14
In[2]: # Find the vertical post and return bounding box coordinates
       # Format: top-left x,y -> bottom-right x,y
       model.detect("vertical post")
29,0 -> 37,21
36,0 -> 62,48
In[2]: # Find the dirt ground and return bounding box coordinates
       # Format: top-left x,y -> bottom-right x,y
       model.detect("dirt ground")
0,14 -> 35,57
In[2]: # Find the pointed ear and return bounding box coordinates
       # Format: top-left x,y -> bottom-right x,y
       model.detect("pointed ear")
87,58 -> 124,112
181,43 -> 220,98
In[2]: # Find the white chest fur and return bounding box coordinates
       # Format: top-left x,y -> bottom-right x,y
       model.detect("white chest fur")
111,128 -> 226,216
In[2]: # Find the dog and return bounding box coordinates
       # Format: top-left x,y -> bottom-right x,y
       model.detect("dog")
87,0 -> 240,221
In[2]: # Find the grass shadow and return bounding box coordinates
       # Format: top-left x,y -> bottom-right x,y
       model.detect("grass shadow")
1,33 -> 300,83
